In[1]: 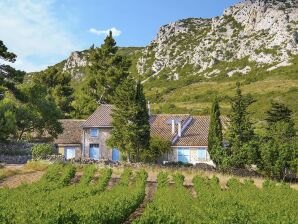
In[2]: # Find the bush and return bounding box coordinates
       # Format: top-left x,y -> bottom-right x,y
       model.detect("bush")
141,137 -> 172,163
32,144 -> 54,160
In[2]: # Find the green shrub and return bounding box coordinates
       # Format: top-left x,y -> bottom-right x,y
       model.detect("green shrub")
32,144 -> 54,160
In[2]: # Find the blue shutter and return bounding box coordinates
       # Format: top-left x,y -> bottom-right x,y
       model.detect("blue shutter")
178,148 -> 190,163
197,147 -> 207,160
65,147 -> 75,159
90,128 -> 99,137
112,148 -> 120,161
90,144 -> 100,160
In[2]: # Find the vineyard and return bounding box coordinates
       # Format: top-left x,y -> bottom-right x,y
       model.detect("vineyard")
0,164 -> 297,224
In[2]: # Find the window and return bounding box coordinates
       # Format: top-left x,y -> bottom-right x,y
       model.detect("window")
178,148 -> 190,163
90,128 -> 99,137
197,148 -> 207,160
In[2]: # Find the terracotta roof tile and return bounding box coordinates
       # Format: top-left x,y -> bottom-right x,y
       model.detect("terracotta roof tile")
82,104 -> 114,128
149,114 -> 191,142
54,120 -> 85,144
175,116 -> 229,146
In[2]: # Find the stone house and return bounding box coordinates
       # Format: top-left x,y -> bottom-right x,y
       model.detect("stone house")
55,104 -> 228,165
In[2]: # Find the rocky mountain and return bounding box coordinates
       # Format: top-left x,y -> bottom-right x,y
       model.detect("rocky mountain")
57,0 -> 297,82
38,0 -> 298,122
137,0 -> 298,80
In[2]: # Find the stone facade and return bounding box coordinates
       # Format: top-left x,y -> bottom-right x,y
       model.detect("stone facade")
82,128 -> 114,160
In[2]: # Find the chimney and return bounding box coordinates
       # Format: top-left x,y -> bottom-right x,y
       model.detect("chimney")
171,119 -> 175,134
148,101 -> 151,116
178,121 -> 182,137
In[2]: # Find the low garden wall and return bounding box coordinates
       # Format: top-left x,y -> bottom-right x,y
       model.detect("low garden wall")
0,155 -> 32,164
0,141 -> 33,164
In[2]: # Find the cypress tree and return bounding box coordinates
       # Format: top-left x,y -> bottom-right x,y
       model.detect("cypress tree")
107,78 -> 150,162
227,82 -> 255,167
135,80 -> 150,161
208,97 -> 223,165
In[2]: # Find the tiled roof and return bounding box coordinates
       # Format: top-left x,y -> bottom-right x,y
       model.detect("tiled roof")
54,119 -> 85,144
149,114 -> 191,142
82,104 -> 114,128
175,116 -> 229,146
65,104 -> 230,147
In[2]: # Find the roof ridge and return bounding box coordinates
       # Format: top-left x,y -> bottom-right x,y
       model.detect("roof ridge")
150,114 -> 191,116
59,119 -> 86,121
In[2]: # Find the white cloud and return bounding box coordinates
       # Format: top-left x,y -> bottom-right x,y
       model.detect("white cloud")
89,27 -> 122,37
0,0 -> 79,72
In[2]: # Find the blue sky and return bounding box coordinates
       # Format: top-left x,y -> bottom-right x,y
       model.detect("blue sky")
0,0 -> 240,72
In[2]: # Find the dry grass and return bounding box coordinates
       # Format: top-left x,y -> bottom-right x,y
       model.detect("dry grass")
0,168 -> 21,181
23,160 -> 50,171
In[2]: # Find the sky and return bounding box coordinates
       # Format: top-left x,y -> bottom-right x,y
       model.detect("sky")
0,0 -> 240,72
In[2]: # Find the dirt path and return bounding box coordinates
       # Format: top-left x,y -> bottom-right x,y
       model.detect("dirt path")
108,177 -> 120,189
0,171 -> 44,188
123,181 -> 157,224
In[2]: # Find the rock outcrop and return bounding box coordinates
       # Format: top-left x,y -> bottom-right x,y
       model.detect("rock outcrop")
137,0 -> 298,80
60,0 -> 298,81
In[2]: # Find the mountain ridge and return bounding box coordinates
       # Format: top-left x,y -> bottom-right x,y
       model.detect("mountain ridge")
33,0 -> 298,126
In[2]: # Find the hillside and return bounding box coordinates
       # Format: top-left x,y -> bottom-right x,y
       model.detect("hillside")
34,0 -> 298,126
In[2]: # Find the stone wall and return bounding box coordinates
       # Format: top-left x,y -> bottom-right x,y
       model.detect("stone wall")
0,155 -> 32,164
0,142 -> 33,156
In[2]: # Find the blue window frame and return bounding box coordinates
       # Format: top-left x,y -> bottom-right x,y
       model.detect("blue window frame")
178,148 -> 190,163
90,128 -> 99,137
197,147 -> 207,160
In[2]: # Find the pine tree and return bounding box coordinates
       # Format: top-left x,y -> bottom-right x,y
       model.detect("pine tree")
266,101 -> 295,136
0,40 -> 25,100
76,31 -> 131,116
227,82 -> 255,167
32,67 -> 74,118
208,97 -> 224,165
107,78 -> 150,162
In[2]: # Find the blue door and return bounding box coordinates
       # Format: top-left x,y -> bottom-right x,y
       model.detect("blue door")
178,148 -> 190,163
65,147 -> 75,159
112,148 -> 120,161
90,144 -> 100,160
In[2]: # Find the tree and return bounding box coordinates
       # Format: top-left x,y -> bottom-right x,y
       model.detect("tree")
259,103 -> 297,180
15,84 -> 63,140
227,82 -> 256,167
265,101 -> 295,136
0,40 -> 25,100
32,67 -> 74,118
75,31 -> 131,117
107,78 -> 150,162
260,122 -> 297,180
208,97 -> 224,165
134,80 -> 151,161
0,99 -> 17,141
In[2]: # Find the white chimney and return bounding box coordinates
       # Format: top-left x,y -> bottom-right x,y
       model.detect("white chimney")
171,119 -> 175,134
148,101 -> 151,116
178,121 -> 182,137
